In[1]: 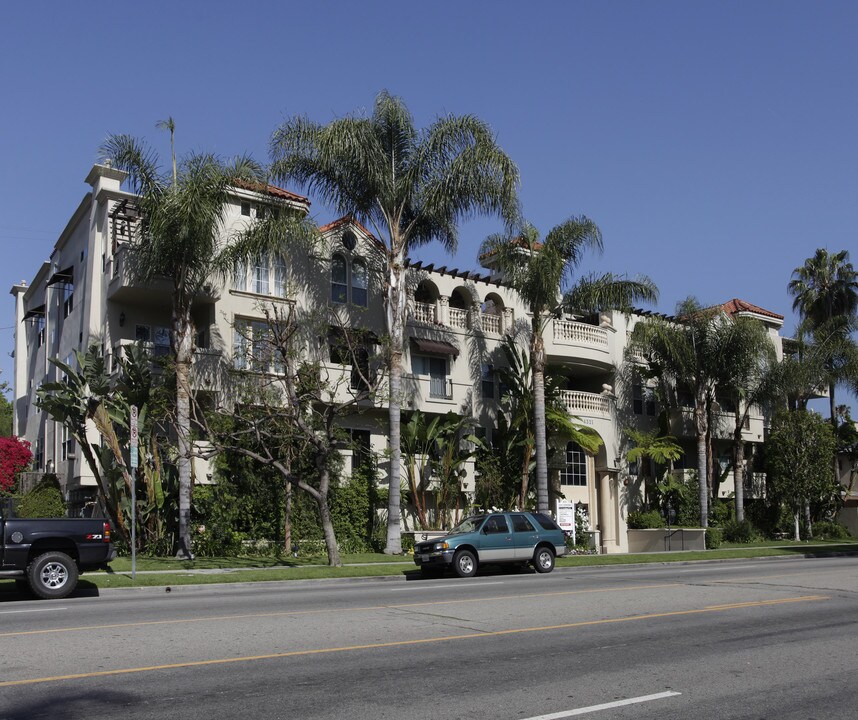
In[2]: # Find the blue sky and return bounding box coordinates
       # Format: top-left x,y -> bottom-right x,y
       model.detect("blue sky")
2,2 -> 856,410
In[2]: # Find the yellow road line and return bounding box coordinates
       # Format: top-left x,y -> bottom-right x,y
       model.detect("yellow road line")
0,583 -> 681,639
0,595 -> 828,688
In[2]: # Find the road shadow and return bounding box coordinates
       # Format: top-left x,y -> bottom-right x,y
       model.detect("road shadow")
403,564 -> 536,581
0,579 -> 100,602
0,689 -> 134,720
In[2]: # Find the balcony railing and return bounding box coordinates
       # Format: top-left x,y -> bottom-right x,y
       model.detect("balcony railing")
559,390 -> 612,418
448,307 -> 469,329
429,376 -> 453,399
413,301 -> 436,324
552,320 -> 609,350
480,312 -> 501,334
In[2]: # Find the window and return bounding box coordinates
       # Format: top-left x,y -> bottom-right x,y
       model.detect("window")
349,429 -> 372,472
560,442 -> 587,486
36,316 -> 45,348
510,513 -> 536,532
532,512 -> 561,531
234,318 -> 280,373
483,515 -> 510,534
351,259 -> 368,307
233,259 -> 247,292
240,201 -> 251,216
253,255 -> 270,295
34,436 -> 44,471
715,394 -> 736,414
136,324 -> 152,342
480,364 -> 495,400
331,254 -> 368,306
273,253 -> 287,297
412,354 -> 450,399
62,285 -> 74,318
61,353 -> 74,384
331,255 -> 348,303
60,425 -> 75,461
153,327 -> 171,356
329,329 -> 375,391
633,380 -> 655,416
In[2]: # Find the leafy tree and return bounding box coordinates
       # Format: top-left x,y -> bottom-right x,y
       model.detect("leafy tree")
17,475 -> 66,518
480,221 -> 656,512
269,91 -> 519,553
624,428 -> 681,510
713,316 -> 779,521
788,249 -> 858,428
429,414 -> 481,530
767,409 -> 837,540
627,298 -> 734,527
495,336 -> 602,509
101,127 -> 266,558
0,393 -> 13,437
0,436 -> 32,495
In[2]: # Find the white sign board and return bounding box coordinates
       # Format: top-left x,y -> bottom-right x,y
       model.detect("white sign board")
130,405 -> 138,447
556,500 -> 576,545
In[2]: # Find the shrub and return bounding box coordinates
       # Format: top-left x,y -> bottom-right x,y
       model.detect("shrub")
708,499 -> 733,528
705,527 -> 723,549
722,519 -> 758,544
17,475 -> 65,518
812,521 -> 851,540
627,510 -> 664,529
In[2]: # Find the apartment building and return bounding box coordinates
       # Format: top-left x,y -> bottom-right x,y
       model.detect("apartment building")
10,163 -> 789,552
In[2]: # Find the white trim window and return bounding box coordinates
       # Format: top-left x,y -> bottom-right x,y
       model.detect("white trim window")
233,254 -> 289,298
331,254 -> 368,307
233,318 -> 282,373
560,441 -> 587,487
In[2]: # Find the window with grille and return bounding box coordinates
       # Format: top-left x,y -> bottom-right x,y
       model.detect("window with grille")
560,441 -> 587,486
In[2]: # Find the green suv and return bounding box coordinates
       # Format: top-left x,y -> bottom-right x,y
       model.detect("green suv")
413,512 -> 566,578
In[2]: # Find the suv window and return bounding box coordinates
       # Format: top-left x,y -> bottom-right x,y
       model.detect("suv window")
483,515 -> 510,534
532,512 -> 561,531
510,514 -> 535,532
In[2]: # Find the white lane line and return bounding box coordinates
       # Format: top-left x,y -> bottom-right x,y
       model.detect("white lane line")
389,582 -> 505,592
521,691 -> 681,719
0,607 -> 68,614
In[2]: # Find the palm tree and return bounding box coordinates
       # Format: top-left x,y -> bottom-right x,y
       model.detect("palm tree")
624,428 -> 682,510
713,316 -> 778,522
480,222 -> 657,513
626,298 -> 732,528
269,91 -> 519,553
788,249 -> 858,428
496,336 -> 601,509
102,131 -> 266,558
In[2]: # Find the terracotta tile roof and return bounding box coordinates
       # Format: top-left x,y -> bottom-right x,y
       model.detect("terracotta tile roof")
318,215 -> 385,252
232,179 -> 310,205
719,298 -> 784,321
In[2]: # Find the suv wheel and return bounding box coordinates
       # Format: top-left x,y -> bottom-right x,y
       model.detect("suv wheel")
532,546 -> 555,574
27,551 -> 79,600
453,549 -> 477,578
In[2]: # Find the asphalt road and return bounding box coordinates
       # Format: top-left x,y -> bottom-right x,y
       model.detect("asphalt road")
1,555 -> 857,720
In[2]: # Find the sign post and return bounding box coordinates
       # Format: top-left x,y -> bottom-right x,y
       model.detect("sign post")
129,405 -> 138,581
556,500 -> 576,547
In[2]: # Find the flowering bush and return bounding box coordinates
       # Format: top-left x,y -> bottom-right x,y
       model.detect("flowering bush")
0,436 -> 32,494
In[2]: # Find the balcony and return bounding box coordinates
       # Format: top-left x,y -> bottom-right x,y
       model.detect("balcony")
107,245 -> 220,305
552,319 -> 608,349
448,307 -> 469,330
413,301 -> 437,324
547,319 -> 612,368
559,390 -> 612,419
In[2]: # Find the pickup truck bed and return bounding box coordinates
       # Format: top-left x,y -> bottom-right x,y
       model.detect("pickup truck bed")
1,513 -> 116,599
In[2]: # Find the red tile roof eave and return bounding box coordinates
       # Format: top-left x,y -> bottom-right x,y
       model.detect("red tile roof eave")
719,298 -> 784,322
231,179 -> 310,206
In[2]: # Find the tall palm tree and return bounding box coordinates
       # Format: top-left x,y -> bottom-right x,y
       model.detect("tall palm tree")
102,132 -> 265,558
269,91 -> 519,553
626,298 -> 733,528
788,249 -> 858,427
714,316 -> 778,522
480,222 -> 657,512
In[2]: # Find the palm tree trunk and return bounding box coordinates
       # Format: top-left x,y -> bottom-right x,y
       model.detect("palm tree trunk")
733,419 -> 746,523
531,329 -> 549,514
174,309 -> 194,559
519,443 -> 533,510
695,399 -> 709,528
384,254 -> 406,554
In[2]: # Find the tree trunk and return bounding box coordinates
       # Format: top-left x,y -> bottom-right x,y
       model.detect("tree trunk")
532,327 -> 549,514
283,478 -> 292,555
733,411 -> 745,523
695,398 -> 709,528
173,308 -> 194,559
793,510 -> 800,542
519,443 -> 533,510
384,253 -> 406,554
804,500 -> 813,539
316,452 -> 341,566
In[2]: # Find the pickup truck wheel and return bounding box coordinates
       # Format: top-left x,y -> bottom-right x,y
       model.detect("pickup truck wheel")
533,546 -> 555,574
453,549 -> 477,578
27,552 -> 79,600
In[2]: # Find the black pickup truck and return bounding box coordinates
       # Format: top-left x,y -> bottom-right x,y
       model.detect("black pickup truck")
0,506 -> 116,599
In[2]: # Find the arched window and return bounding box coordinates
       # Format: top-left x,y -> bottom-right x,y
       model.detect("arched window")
560,442 -> 587,486
331,255 -> 348,303
351,259 -> 368,307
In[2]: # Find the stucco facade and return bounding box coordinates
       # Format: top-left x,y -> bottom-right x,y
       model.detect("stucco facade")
10,164 -> 795,552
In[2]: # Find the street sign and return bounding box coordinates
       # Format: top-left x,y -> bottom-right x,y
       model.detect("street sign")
130,405 -> 138,447
130,445 -> 139,469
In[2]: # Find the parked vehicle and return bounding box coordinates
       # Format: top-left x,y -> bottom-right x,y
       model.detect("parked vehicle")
0,504 -> 116,599
413,512 -> 566,577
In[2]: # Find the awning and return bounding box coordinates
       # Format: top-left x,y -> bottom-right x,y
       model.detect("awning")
411,337 -> 460,358
46,267 -> 74,287
22,305 -> 46,322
